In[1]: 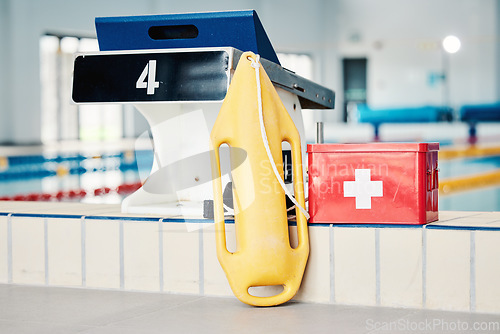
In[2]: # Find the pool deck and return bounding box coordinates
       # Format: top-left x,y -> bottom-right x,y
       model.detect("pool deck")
1,284 -> 499,334
1,201 -> 500,317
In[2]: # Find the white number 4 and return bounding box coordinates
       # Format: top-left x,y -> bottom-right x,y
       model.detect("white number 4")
136,60 -> 160,95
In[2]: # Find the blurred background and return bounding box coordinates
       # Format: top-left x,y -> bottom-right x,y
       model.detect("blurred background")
0,0 -> 499,210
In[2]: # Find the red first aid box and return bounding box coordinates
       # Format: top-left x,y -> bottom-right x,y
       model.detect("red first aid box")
307,143 -> 439,225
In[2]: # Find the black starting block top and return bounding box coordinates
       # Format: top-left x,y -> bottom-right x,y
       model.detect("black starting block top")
72,11 -> 335,109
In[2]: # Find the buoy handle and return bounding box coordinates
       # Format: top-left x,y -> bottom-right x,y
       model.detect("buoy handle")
210,139 -> 231,259
235,283 -> 297,307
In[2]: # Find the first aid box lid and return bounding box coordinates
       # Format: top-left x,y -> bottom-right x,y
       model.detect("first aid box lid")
307,142 -> 439,154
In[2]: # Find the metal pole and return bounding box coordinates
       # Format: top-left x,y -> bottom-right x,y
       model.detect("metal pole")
316,121 -> 324,144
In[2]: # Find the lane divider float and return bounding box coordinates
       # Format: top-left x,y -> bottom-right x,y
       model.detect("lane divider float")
440,169 -> 500,195
0,181 -> 142,202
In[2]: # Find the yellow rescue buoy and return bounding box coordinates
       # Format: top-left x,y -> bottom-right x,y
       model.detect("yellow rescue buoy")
210,52 -> 309,307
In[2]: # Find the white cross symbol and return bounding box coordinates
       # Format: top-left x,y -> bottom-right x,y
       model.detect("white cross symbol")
343,169 -> 383,209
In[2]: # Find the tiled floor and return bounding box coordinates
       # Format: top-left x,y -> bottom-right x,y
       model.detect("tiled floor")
1,285 -> 499,334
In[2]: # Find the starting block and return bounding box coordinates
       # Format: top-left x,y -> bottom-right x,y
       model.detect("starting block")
356,104 -> 453,141
72,11 -> 335,216
460,103 -> 500,144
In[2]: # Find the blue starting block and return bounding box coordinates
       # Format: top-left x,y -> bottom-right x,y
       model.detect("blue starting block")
72,10 -> 335,216
460,103 -> 500,144
95,10 -> 280,65
461,103 -> 500,122
356,104 -> 453,141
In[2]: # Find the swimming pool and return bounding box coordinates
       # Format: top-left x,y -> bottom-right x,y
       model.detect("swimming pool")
0,148 -> 499,211
0,150 -> 153,203
439,186 -> 500,211
439,155 -> 500,211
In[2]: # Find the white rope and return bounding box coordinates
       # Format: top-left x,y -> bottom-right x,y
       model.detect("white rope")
248,55 -> 310,220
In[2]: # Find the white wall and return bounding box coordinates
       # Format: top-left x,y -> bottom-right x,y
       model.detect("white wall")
0,0 -> 157,144
335,0 -> 499,110
0,0 -> 11,144
0,0 -> 499,144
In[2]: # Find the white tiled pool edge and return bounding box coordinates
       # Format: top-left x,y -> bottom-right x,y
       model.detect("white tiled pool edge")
0,203 -> 499,314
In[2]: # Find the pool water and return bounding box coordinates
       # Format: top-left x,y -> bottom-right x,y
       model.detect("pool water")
439,155 -> 500,211
439,155 -> 500,178
439,186 -> 500,211
0,150 -> 153,203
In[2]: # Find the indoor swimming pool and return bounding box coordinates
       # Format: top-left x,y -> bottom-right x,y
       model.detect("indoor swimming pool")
0,150 -> 153,203
0,146 -> 499,211
439,154 -> 500,211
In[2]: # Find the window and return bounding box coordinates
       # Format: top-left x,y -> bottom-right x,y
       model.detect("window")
40,34 -> 125,143
277,53 -> 314,80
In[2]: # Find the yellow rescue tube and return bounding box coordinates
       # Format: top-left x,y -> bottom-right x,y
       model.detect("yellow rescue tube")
210,52 -> 309,306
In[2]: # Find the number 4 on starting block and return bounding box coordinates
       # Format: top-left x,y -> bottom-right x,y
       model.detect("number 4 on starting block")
136,60 -> 160,95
